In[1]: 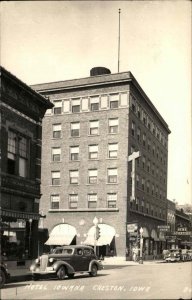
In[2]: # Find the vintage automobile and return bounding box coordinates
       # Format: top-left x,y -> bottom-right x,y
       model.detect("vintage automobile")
164,249 -> 181,262
0,260 -> 10,289
30,245 -> 103,280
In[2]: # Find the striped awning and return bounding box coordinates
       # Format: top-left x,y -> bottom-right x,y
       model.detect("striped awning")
45,224 -> 77,246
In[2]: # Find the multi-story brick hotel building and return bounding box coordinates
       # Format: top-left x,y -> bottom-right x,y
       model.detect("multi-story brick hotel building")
32,67 -> 171,260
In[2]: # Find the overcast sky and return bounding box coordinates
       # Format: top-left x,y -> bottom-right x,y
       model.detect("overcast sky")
1,1 -> 191,205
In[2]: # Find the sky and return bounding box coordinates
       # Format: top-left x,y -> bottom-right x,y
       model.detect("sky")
1,0 -> 191,205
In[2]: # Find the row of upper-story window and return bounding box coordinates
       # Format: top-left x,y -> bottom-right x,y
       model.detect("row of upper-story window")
51,168 -> 119,185
51,143 -> 119,161
46,92 -> 128,116
50,193 -> 166,219
131,120 -> 168,154
129,151 -> 167,183
50,193 -> 118,209
130,95 -> 168,148
130,197 -> 166,219
130,175 -> 166,200
46,91 -> 168,148
130,143 -> 167,168
52,118 -> 120,138
51,169 -> 166,198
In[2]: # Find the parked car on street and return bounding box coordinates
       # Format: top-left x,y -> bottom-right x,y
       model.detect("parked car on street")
30,245 -> 103,280
0,260 -> 10,289
186,249 -> 192,260
164,249 -> 181,262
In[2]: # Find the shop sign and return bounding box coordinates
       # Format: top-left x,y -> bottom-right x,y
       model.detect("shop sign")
157,225 -> 170,232
127,223 -> 138,233
174,231 -> 192,236
177,227 -> 187,232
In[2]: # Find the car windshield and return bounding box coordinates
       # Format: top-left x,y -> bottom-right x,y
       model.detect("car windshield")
52,248 -> 73,255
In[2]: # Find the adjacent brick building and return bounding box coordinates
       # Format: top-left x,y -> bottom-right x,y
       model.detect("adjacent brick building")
0,66 -> 53,264
32,67 -> 171,259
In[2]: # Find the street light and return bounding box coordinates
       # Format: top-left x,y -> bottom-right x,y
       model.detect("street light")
93,217 -> 99,255
139,227 -> 144,264
29,219 -> 32,258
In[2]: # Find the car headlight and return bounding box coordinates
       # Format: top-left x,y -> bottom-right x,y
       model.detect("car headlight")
35,258 -> 40,263
49,258 -> 54,263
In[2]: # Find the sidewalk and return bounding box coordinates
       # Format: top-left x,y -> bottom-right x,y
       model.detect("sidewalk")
7,258 -> 164,283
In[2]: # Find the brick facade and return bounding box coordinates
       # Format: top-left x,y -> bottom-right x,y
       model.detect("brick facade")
32,68 -> 171,259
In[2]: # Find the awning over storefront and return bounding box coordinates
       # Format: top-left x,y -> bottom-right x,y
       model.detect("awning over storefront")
1,208 -> 40,220
151,229 -> 159,241
45,224 -> 77,246
142,227 -> 149,238
83,224 -> 116,246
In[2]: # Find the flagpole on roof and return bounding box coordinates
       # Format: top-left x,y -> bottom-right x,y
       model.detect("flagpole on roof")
118,8 -> 121,73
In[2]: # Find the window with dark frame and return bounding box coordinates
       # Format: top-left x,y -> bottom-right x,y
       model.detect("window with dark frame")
71,122 -> 80,137
53,124 -> 61,138
69,194 -> 78,209
51,171 -> 60,186
70,170 -> 79,184
89,120 -> 99,135
88,194 -> 97,208
7,130 -> 29,178
50,195 -> 60,209
88,169 -> 97,184
107,193 -> 117,208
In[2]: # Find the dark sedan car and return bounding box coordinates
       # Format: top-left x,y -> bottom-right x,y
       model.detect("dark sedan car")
30,245 -> 103,280
0,261 -> 10,289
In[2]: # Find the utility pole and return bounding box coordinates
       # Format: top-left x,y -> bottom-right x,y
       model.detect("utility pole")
118,8 -> 121,73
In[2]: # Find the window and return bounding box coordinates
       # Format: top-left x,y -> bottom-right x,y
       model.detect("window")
50,195 -> 60,209
151,205 -> 154,216
108,143 -> 118,158
70,170 -> 79,184
142,111 -> 146,125
110,94 -> 119,109
137,105 -> 141,119
53,100 -> 62,115
136,175 -> 139,187
89,145 -> 98,159
146,203 -> 149,214
70,146 -> 79,161
142,133 -> 146,146
142,156 -> 146,169
7,130 -> 29,177
88,169 -> 98,184
136,198 -> 139,210
51,171 -> 60,185
107,193 -> 117,208
71,122 -> 80,137
147,181 -> 150,193
147,161 -> 151,172
141,178 -> 145,191
137,128 -> 141,141
90,96 -> 99,111
152,144 -> 155,155
89,120 -> 99,135
131,121 -> 135,136
52,148 -> 61,162
88,194 -> 97,208
108,168 -> 118,183
130,96 -> 136,112
109,118 -> 118,134
152,184 -> 154,195
53,124 -> 61,138
148,140 -> 151,151
69,194 -> 78,209
141,200 -> 144,212
72,99 -> 80,113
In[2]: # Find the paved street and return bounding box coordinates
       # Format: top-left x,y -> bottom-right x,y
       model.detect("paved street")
1,262 -> 192,300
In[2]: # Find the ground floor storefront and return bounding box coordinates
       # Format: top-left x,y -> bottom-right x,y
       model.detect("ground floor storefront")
1,208 -> 40,265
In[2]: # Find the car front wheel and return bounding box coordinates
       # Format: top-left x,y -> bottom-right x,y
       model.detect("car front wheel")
89,264 -> 97,277
57,266 -> 66,280
0,269 -> 6,289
